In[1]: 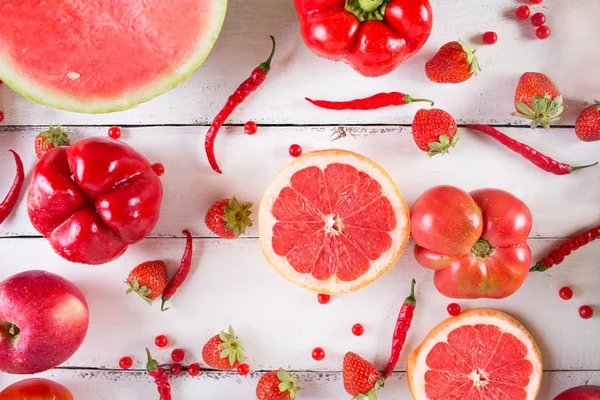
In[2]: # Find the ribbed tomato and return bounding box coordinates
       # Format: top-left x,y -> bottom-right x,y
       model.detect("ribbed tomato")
411,186 -> 533,299
0,378 -> 74,400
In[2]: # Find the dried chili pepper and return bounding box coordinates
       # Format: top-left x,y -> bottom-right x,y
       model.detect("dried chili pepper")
0,150 -> 25,224
145,348 -> 172,400
465,124 -> 597,175
161,229 -> 193,311
383,279 -> 416,379
531,223 -> 600,272
205,36 -> 276,174
305,92 -> 434,111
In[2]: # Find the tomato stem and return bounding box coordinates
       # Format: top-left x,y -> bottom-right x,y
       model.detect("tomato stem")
471,238 -> 495,259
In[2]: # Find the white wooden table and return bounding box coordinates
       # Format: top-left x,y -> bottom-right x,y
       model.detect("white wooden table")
1,0 -> 599,398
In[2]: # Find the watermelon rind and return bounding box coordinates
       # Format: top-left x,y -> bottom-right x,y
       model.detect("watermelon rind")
0,0 -> 227,114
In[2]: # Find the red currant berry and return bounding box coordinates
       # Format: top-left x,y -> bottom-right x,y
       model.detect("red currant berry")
317,293 -> 331,305
155,335 -> 169,348
531,12 -> 546,27
579,305 -> 594,319
170,363 -> 183,376
289,144 -> 302,158
516,5 -> 531,20
447,303 -> 461,316
312,347 -> 326,361
483,31 -> 498,45
352,323 -> 365,336
244,121 -> 257,135
119,356 -> 133,370
187,363 -> 201,376
559,287 -> 573,300
536,25 -> 551,40
0,111 -> 4,124
108,126 -> 121,140
171,348 -> 185,363
530,0 -> 543,3
237,363 -> 250,376
152,163 -> 165,177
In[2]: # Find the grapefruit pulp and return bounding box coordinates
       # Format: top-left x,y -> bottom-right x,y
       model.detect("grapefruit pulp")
0,0 -> 227,113
259,149 -> 410,294
408,309 -> 542,400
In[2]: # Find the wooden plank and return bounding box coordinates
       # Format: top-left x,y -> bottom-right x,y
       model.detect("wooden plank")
0,0 -> 599,126
1,125 -> 599,238
1,369 -> 598,399
0,238 -> 598,371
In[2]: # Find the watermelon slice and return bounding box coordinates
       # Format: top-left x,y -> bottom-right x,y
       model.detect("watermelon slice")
0,0 -> 227,113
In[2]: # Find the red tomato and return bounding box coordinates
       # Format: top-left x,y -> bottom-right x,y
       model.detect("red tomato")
0,378 -> 74,400
411,186 -> 533,299
554,386 -> 600,400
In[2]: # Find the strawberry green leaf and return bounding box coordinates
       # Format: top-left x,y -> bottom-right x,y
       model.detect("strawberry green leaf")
221,196 -> 253,237
458,40 -> 481,75
217,325 -> 246,366
427,131 -> 460,157
39,124 -> 70,147
514,94 -> 564,129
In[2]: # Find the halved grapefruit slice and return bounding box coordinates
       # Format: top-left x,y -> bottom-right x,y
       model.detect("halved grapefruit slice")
0,0 -> 226,113
259,149 -> 410,294
408,309 -> 542,400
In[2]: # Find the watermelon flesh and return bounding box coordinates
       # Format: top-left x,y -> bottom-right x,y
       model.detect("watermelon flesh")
0,0 -> 227,113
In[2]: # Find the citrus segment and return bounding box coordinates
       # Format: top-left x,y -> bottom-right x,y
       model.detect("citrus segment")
259,149 -> 410,294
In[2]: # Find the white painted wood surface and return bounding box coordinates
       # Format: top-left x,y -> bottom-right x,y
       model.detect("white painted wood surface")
2,0 -> 600,398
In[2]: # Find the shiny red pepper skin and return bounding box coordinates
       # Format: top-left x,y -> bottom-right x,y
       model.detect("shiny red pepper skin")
161,229 -> 193,311
294,0 -> 433,77
0,150 -> 25,224
27,138 -> 163,265
383,279 -> 416,379
305,92 -> 433,110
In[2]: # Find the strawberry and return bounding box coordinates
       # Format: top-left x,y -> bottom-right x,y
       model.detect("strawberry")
124,261 -> 167,304
412,108 -> 459,157
256,368 -> 301,400
343,352 -> 384,399
575,100 -> 600,142
34,124 -> 70,159
425,40 -> 480,84
205,196 -> 253,239
513,72 -> 564,129
202,325 -> 246,370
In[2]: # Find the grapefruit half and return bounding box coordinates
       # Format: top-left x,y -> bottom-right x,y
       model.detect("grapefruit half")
408,309 -> 542,400
0,0 -> 227,113
258,149 -> 410,294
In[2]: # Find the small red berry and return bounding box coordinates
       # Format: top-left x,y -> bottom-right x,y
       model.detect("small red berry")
237,363 -> 250,376
530,0 -> 543,3
188,363 -> 201,376
531,12 -> 546,27
155,335 -> 169,348
482,32 -> 498,45
317,293 -> 331,305
170,363 -> 183,376
171,348 -> 185,363
152,162 -> 165,176
0,111 -> 4,123
536,25 -> 551,40
119,356 -> 133,370
289,144 -> 302,158
559,287 -> 573,300
579,305 -> 594,319
351,323 -> 365,336
244,121 -> 257,135
516,5 -> 531,20
108,126 -> 121,140
447,303 -> 461,316
312,347 -> 326,361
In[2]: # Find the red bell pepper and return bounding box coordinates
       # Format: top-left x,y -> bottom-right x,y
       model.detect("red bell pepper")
27,138 -> 163,265
294,0 -> 433,77
411,186 -> 533,299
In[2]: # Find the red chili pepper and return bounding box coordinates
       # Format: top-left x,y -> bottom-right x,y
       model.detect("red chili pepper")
531,223 -> 600,272
161,229 -> 193,311
305,92 -> 434,111
145,348 -> 172,400
205,36 -> 276,174
465,124 -> 597,175
0,150 -> 25,225
383,279 -> 416,379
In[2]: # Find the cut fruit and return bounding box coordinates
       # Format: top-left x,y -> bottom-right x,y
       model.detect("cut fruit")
408,309 -> 542,400
258,149 -> 410,294
0,0 -> 227,113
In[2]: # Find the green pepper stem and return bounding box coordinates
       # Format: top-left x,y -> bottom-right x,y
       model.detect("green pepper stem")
358,0 -> 384,12
145,348 -> 159,372
405,95 -> 434,106
259,36 -> 276,73
570,161 -> 598,173
529,262 -> 548,272
405,279 -> 416,306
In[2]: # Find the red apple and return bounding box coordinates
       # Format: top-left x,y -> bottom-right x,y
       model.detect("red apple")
555,386 -> 600,400
0,270 -> 89,374
0,378 -> 74,400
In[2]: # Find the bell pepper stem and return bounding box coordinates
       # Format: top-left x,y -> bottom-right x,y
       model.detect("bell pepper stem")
358,0 -> 384,12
